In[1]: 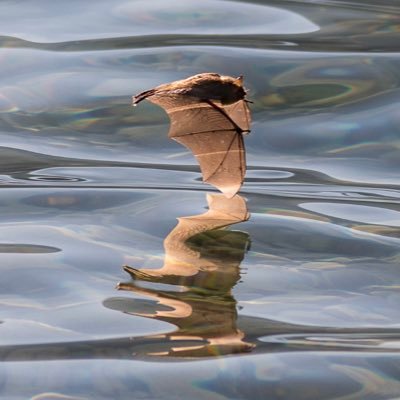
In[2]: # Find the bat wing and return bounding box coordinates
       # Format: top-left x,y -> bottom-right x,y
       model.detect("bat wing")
147,94 -> 250,198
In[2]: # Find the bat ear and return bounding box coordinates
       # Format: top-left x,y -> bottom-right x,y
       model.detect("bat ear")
235,75 -> 244,85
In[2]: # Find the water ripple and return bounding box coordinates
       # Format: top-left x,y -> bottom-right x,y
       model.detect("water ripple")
0,0 -> 399,52
2,32 -> 400,53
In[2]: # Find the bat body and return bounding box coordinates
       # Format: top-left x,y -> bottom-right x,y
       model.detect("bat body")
133,73 -> 247,106
132,73 -> 251,198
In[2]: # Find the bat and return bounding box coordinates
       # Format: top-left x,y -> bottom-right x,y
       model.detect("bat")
132,73 -> 251,198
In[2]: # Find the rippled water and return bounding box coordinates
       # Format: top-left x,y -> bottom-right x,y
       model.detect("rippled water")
1,1 -> 400,399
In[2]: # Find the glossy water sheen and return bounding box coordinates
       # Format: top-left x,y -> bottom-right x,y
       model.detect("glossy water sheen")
1,1 -> 400,399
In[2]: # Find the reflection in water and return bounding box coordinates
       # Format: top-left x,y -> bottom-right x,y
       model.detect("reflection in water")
112,193 -> 254,357
121,193 -> 249,281
0,194 -> 399,365
106,194 -> 400,359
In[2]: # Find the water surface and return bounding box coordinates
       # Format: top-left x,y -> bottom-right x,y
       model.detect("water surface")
1,0 -> 400,399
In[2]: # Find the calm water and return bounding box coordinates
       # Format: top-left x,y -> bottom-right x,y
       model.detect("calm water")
1,0 -> 400,399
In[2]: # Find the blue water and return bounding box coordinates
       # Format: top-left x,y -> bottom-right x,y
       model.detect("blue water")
1,1 -> 400,399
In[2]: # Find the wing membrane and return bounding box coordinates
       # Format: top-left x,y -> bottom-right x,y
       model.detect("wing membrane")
147,94 -> 249,197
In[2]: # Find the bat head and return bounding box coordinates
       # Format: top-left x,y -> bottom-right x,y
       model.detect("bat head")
235,76 -> 244,85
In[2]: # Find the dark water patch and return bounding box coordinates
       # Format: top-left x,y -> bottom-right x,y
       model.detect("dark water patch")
0,244 -> 60,253
2,32 -> 400,53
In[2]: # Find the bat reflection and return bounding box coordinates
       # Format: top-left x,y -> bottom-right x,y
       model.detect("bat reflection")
109,193 -> 254,357
2,199 -> 398,362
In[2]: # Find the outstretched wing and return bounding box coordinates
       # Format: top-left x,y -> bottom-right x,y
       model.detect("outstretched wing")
147,94 -> 251,198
